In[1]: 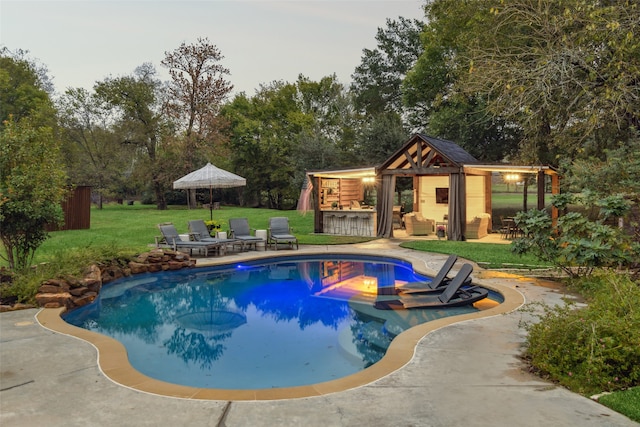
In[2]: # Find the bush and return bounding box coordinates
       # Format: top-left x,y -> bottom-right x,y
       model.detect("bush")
522,272 -> 640,395
511,193 -> 638,278
1,244 -> 136,304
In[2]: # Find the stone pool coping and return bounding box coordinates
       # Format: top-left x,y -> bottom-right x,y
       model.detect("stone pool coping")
35,248 -> 524,401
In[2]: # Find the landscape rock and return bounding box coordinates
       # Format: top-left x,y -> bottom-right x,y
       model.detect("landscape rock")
33,249 -> 195,310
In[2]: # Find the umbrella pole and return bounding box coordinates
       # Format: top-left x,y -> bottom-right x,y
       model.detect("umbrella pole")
209,186 -> 213,221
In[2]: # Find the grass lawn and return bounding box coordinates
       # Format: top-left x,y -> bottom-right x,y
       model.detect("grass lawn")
6,202 -> 551,268
399,240 -> 551,269
598,387 -> 640,423
27,204 -> 372,265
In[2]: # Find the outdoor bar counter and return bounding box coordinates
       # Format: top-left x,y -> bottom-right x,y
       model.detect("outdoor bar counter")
321,209 -> 377,237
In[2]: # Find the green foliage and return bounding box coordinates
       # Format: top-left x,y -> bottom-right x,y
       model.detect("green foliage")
522,272 -> 640,395
222,76 -> 360,209
402,0 -> 640,165
204,219 -> 222,230
511,193 -> 637,278
0,117 -> 67,271
0,48 -> 56,127
94,64 -> 169,210
564,140 -> 640,197
351,17 -> 424,118
561,141 -> 640,246
402,1 -> 520,161
459,0 -> 640,163
400,240 -> 550,269
1,50 -> 65,271
1,243 -> 135,304
598,387 -> 640,423
1,268 -> 44,304
57,87 -> 138,208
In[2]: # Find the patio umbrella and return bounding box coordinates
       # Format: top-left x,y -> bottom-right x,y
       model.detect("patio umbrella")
173,162 -> 246,220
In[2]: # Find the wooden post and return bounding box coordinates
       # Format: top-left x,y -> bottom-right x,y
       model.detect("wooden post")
537,170 -> 545,210
523,178 -> 528,212
551,174 -> 560,226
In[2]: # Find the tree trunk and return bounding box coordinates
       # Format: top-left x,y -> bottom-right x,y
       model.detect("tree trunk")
154,180 -> 167,210
188,189 -> 197,209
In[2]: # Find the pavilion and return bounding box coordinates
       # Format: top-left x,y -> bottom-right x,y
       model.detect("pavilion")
306,134 -> 559,241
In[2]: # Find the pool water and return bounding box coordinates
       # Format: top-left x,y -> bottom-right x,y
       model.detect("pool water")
63,255 -> 501,390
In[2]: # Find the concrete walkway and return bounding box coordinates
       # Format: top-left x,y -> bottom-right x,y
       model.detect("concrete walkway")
1,241 -> 637,426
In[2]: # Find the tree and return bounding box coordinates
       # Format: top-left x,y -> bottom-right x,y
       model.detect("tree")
351,17 -> 425,119
94,64 -> 170,209
0,47 -> 56,128
161,38 -> 234,207
222,81 -> 308,209
222,75 -> 360,209
402,0 -> 520,161
58,88 -> 135,208
350,16 -> 425,160
353,111 -> 408,165
161,38 -> 233,140
0,51 -> 66,270
0,118 -> 67,270
460,0 -> 640,163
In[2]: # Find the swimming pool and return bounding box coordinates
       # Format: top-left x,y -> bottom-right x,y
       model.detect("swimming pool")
62,254 -> 502,390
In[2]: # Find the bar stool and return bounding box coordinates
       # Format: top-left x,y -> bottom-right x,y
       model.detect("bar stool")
349,215 -> 359,235
335,214 -> 347,235
359,215 -> 371,236
324,213 -> 336,234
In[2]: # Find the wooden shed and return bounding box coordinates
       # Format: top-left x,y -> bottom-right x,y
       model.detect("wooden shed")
47,186 -> 91,231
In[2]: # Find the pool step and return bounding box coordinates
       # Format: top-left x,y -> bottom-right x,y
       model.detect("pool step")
357,321 -> 392,350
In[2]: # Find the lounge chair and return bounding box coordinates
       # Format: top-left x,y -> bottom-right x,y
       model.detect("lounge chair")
267,217 -> 298,250
156,223 -> 223,257
374,264 -> 488,309
228,217 -> 265,251
187,219 -> 240,254
396,254 -> 471,294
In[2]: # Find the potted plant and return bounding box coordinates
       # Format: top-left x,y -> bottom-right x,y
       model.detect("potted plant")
436,225 -> 446,239
204,219 -> 222,234
331,201 -> 338,210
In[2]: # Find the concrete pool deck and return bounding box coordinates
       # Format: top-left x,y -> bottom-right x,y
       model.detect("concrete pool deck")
1,240 -> 637,426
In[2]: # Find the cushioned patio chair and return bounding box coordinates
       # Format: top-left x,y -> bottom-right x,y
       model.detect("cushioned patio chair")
187,219 -> 240,254
465,213 -> 491,239
404,212 -> 435,236
374,264 -> 487,310
267,217 -> 298,250
228,217 -> 265,251
156,223 -> 223,257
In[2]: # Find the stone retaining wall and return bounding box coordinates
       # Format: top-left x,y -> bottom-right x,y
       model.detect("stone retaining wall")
34,249 -> 195,310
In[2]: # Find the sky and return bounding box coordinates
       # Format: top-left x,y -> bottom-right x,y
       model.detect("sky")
1,0 -> 426,97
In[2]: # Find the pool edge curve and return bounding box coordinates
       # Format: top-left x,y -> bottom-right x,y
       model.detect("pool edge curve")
35,249 -> 524,401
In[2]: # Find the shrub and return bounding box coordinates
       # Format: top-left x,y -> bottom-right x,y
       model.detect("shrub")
1,243 -> 135,304
522,272 -> 640,395
511,193 -> 638,278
